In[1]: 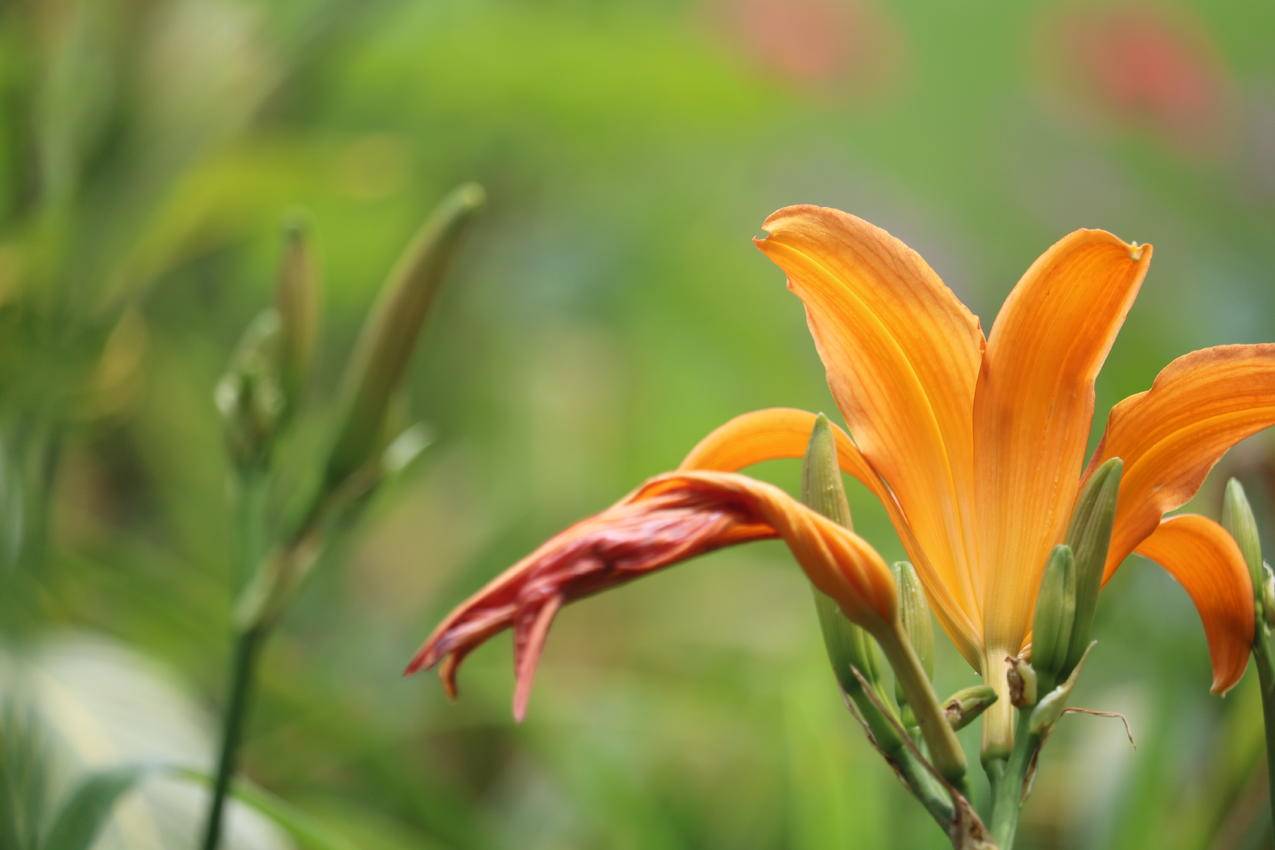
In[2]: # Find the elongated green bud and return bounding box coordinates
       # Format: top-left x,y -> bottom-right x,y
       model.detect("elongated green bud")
1222,478 -> 1263,607
325,184 -> 485,488
1062,457 -> 1123,672
801,414 -> 852,530
891,561 -> 934,713
803,415 -> 883,691
802,416 -> 892,739
275,218 -> 319,413
1031,544 -> 1076,684
943,684 -> 998,731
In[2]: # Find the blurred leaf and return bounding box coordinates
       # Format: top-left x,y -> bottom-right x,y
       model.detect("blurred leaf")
42,764 -> 157,850
42,761 -> 360,850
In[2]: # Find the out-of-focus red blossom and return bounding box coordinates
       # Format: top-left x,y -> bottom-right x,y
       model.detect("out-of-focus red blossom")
1049,5 -> 1233,152
406,470 -> 896,721
708,0 -> 904,91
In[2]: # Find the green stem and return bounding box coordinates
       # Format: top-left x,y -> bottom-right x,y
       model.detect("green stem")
201,470 -> 270,850
987,711 -> 1036,849
1253,623 -> 1275,831
200,625 -> 264,850
877,620 -> 967,786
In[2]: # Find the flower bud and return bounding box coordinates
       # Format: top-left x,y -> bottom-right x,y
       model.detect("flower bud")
802,415 -> 884,695
325,184 -> 484,489
1031,544 -> 1076,684
1222,478 -> 1263,607
275,217 -> 319,413
1062,457 -> 1123,673
942,684 -> 998,731
891,560 -> 934,685
215,311 -> 285,472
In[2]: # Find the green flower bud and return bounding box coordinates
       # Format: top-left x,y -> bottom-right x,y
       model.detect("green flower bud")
275,217 -> 319,413
1222,478 -> 1263,606
325,184 -> 484,488
215,311 -> 285,472
942,684 -> 998,731
891,560 -> 934,685
1031,544 -> 1076,683
802,415 -> 886,699
1063,457 -> 1123,673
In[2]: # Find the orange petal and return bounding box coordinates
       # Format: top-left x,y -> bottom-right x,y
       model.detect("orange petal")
679,407 -> 877,483
1132,514 -> 1254,694
974,230 -> 1151,656
1089,344 -> 1275,578
406,470 -> 896,719
756,205 -> 985,653
679,407 -> 983,664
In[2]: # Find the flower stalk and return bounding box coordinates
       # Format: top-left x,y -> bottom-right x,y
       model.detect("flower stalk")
199,186 -> 481,849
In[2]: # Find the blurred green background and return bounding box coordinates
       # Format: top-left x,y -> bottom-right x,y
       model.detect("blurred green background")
4,0 -> 1275,848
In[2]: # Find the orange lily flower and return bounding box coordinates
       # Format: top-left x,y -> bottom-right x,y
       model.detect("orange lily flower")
410,204 -> 1271,725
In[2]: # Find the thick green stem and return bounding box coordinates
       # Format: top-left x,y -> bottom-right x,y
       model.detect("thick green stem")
877,619 -> 967,785
987,711 -> 1036,849
200,625 -> 264,850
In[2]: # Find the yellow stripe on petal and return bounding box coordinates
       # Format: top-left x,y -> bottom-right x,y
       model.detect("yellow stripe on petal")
1090,344 -> 1275,578
678,410 -> 983,664
974,230 -> 1150,656
756,205 -> 985,656
1133,514 -> 1254,694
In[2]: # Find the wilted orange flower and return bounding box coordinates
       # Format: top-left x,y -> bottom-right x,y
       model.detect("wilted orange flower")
410,205 -> 1272,721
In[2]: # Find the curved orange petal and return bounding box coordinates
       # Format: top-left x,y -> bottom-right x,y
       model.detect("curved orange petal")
407,470 -> 896,719
1088,344 -> 1275,578
679,407 -> 876,483
1132,514 -> 1254,694
974,231 -> 1151,657
679,407 -> 982,663
755,205 -> 985,652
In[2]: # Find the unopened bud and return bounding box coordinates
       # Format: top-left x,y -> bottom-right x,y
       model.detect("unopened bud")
325,184 -> 484,488
1031,544 -> 1076,683
275,217 -> 320,412
943,684 -> 998,731
1063,457 -> 1123,673
215,311 -> 285,471
801,414 -> 853,530
1222,478 -> 1263,606
891,561 -> 934,691
1007,656 -> 1038,708
803,415 -> 884,694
